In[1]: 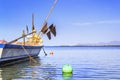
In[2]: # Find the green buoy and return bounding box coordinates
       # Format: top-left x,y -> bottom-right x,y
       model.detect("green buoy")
62,64 -> 73,74
62,64 -> 73,80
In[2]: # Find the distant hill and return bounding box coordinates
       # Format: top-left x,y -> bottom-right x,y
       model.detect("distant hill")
107,41 -> 120,45
60,41 -> 120,47
96,41 -> 120,45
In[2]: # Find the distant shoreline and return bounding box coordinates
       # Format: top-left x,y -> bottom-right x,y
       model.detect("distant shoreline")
60,45 -> 120,47
45,45 -> 120,47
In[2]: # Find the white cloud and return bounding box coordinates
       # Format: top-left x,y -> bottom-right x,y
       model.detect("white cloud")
72,20 -> 120,26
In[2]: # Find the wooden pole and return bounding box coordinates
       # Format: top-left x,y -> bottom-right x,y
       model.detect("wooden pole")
8,31 -> 36,44
38,0 -> 58,36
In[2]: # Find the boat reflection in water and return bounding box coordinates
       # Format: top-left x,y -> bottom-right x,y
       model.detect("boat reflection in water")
0,57 -> 57,80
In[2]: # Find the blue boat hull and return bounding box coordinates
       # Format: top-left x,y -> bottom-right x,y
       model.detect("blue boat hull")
0,44 -> 42,63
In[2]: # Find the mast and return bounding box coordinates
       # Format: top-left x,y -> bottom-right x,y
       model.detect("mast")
32,13 -> 36,32
22,30 -> 25,45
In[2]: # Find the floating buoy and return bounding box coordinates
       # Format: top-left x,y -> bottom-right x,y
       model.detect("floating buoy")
50,51 -> 54,55
62,64 -> 73,74
62,64 -> 73,79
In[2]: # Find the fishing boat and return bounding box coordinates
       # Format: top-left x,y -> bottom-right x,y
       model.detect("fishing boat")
0,43 -> 42,63
0,0 -> 57,65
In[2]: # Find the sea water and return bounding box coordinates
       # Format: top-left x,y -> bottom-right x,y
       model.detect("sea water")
0,46 -> 120,80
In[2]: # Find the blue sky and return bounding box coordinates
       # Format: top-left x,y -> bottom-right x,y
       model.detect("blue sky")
0,0 -> 120,46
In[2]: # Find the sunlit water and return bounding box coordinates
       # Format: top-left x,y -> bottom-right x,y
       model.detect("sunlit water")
1,46 -> 120,80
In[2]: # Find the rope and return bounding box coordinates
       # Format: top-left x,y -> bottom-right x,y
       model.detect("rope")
21,45 -> 38,65
42,47 -> 47,56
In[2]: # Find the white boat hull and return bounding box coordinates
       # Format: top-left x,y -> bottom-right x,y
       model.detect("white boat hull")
0,44 -> 42,63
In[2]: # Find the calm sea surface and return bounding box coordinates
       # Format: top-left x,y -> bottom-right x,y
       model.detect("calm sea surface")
1,46 -> 120,80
